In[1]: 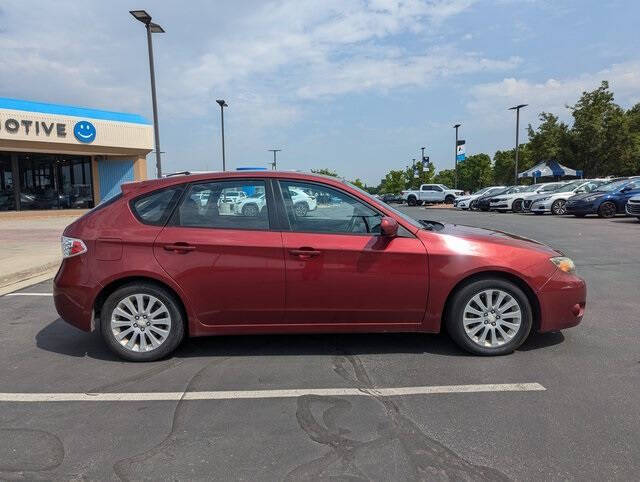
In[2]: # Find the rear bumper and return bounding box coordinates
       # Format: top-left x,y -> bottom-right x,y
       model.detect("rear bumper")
53,259 -> 97,332
537,270 -> 586,332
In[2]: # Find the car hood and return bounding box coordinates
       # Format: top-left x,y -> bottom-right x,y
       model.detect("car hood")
434,223 -> 561,256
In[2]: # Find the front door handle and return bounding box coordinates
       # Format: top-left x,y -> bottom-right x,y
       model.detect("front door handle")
289,248 -> 321,259
164,243 -> 196,253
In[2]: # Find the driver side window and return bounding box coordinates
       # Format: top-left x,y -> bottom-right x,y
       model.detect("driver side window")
279,181 -> 381,234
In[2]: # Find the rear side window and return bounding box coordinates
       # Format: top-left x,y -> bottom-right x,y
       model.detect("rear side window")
131,186 -> 184,225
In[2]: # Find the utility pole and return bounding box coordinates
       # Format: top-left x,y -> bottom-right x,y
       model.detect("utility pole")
453,124 -> 461,188
509,104 -> 527,184
268,149 -> 281,170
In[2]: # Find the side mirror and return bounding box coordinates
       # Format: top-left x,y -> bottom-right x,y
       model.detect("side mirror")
380,216 -> 398,237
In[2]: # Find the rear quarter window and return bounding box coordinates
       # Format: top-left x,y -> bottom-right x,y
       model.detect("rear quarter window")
131,186 -> 184,226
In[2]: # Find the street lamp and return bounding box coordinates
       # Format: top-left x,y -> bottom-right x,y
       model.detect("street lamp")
130,10 -> 165,178
268,149 -> 282,170
453,124 -> 461,188
216,99 -> 228,171
509,104 -> 528,184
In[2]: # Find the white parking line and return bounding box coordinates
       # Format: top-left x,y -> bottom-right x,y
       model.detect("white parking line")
0,383 -> 545,402
4,292 -> 52,297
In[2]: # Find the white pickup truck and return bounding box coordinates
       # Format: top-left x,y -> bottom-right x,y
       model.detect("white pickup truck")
402,184 -> 464,206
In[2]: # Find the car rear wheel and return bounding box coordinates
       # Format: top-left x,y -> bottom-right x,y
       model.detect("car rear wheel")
598,201 -> 617,218
446,278 -> 532,355
551,199 -> 567,215
445,195 -> 455,204
100,283 -> 185,362
512,199 -> 523,212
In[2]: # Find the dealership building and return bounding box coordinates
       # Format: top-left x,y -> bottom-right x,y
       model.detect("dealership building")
0,97 -> 152,211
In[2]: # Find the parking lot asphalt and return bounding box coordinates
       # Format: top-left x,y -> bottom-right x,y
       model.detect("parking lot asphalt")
1,209 -> 639,481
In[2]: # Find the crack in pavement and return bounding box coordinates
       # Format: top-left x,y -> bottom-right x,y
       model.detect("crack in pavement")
287,351 -> 510,481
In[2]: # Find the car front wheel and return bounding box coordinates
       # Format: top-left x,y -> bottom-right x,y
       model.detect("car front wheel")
100,283 -> 185,362
446,279 -> 532,355
598,201 -> 616,218
512,199 -> 523,212
551,199 -> 567,215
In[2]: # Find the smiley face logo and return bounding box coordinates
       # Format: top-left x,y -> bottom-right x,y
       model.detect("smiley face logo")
73,121 -> 96,143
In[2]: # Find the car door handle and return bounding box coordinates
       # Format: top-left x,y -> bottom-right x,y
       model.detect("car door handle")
164,243 -> 196,253
289,248 -> 321,259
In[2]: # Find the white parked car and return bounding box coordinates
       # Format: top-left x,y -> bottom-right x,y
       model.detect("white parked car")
235,192 -> 267,217
527,180 -> 606,215
290,187 -> 317,216
402,184 -> 464,206
455,186 -> 505,210
489,182 -> 567,212
626,194 -> 640,221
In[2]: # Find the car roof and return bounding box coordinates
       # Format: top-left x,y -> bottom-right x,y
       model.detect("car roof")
121,170 -> 351,196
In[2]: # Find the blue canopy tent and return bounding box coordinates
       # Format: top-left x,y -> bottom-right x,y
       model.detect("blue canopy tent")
518,161 -> 583,182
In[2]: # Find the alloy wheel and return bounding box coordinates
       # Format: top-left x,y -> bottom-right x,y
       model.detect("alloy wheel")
110,294 -> 172,352
552,199 -> 566,215
599,202 -> 616,218
462,289 -> 522,348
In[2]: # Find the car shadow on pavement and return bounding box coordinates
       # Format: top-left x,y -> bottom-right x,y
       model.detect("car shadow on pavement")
37,318 -> 566,362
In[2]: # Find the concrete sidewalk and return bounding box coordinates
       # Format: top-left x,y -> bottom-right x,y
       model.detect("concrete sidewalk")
0,210 -> 85,293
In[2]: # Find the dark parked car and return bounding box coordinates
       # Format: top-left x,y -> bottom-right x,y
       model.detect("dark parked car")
54,171 -> 585,361
380,193 -> 403,204
472,186 -> 520,211
566,178 -> 640,218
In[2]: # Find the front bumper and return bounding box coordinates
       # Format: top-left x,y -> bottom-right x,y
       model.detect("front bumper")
537,269 -> 586,332
530,200 -> 552,212
626,201 -> 640,216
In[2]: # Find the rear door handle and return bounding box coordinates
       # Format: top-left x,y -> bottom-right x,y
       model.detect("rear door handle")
289,248 -> 321,259
164,243 -> 196,253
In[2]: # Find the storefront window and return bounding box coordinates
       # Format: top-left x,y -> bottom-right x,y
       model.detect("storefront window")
17,153 -> 94,210
0,153 -> 15,211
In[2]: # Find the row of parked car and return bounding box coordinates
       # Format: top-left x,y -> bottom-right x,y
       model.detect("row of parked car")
452,177 -> 640,219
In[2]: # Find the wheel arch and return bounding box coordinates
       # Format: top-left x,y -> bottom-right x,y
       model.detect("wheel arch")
93,276 -> 189,334
441,270 -> 541,331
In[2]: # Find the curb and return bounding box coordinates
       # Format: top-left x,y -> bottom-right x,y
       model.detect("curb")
0,261 -> 60,290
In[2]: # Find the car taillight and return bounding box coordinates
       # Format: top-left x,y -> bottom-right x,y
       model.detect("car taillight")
61,236 -> 87,258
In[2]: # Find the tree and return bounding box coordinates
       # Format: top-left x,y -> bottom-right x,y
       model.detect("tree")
569,80 -> 636,176
457,153 -> 493,192
311,168 -> 338,177
379,170 -> 406,193
433,169 -> 456,188
492,144 -> 532,185
526,112 -> 572,164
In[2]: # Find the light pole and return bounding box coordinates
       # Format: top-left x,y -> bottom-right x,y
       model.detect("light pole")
453,124 -> 461,188
130,10 -> 165,178
268,149 -> 281,170
509,104 -> 528,184
216,99 -> 228,171
421,147 -> 425,162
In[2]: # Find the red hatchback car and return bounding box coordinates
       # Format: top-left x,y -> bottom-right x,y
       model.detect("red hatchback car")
54,171 -> 586,361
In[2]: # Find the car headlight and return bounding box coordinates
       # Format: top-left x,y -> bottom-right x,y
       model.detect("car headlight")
550,256 -> 576,274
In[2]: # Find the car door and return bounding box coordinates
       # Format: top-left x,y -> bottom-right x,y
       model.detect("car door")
154,179 -> 286,326
421,185 -> 438,202
277,179 -> 428,327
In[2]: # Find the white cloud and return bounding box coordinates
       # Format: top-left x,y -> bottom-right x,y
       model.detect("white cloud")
467,60 -> 640,126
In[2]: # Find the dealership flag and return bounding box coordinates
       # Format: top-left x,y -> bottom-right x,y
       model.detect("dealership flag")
456,140 -> 466,162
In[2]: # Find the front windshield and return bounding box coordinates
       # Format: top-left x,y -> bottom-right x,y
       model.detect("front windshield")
473,187 -> 489,195
555,180 -> 584,193
596,179 -> 628,192
345,181 -> 423,230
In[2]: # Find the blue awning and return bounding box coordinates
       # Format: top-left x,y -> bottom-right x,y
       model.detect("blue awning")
518,161 -> 581,178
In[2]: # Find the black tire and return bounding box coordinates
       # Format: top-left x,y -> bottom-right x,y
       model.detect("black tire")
534,211 -> 544,215
512,199 -> 523,212
100,283 -> 185,362
242,203 -> 260,217
598,201 -> 616,218
294,201 -> 309,217
469,200 -> 477,210
551,199 -> 567,215
407,196 -> 417,206
445,195 -> 455,204
445,278 -> 533,356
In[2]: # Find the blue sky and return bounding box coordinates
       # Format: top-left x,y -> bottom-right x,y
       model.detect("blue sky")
1,0 -> 638,184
